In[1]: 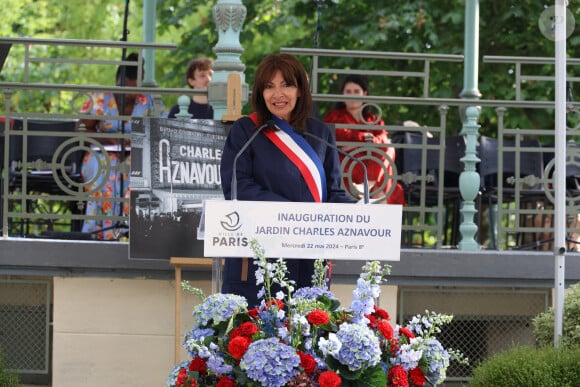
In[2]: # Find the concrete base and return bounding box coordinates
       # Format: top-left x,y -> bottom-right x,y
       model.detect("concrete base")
50,276 -> 397,387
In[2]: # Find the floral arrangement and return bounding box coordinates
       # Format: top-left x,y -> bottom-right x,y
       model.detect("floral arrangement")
166,240 -> 467,387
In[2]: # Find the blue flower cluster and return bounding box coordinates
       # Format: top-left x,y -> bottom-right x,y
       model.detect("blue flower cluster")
206,353 -> 234,375
192,293 -> 247,327
350,277 -> 380,324
350,261 -> 388,324
185,327 -> 214,343
422,337 -> 450,385
166,361 -> 189,387
240,337 -> 300,387
293,286 -> 335,300
397,338 -> 423,370
167,247 -> 466,387
333,323 -> 381,371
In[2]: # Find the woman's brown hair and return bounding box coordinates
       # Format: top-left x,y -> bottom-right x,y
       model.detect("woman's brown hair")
251,53 -> 312,130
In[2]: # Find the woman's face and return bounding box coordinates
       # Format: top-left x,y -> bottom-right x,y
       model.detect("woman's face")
343,81 -> 367,111
262,70 -> 299,122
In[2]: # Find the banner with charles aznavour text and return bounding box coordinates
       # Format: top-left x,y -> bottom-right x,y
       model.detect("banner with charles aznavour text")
203,199 -> 402,261
129,118 -> 228,260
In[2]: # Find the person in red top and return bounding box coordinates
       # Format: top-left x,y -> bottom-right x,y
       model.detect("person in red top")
323,74 -> 405,205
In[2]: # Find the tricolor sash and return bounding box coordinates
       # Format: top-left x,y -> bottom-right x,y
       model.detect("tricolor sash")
248,113 -> 327,202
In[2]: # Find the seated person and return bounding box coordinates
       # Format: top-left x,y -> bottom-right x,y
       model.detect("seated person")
168,57 -> 214,119
76,53 -> 167,240
323,74 -> 405,205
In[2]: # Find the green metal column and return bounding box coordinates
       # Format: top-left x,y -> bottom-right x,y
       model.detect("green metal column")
460,0 -> 481,101
458,0 -> 482,250
209,0 -> 249,120
142,0 -> 157,87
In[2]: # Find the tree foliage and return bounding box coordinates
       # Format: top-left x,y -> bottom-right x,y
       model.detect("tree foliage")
533,282 -> 580,348
2,0 -> 580,133
155,0 -> 580,134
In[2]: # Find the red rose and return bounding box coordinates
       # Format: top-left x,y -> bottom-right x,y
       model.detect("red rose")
228,336 -> 252,359
188,356 -> 207,374
238,321 -> 259,336
318,371 -> 342,387
365,314 -> 378,328
388,365 -> 409,387
378,320 -> 394,340
298,351 -> 317,374
307,309 -> 330,325
216,376 -> 237,387
230,321 -> 259,340
176,368 -> 188,386
409,367 -> 426,386
248,307 -> 259,319
398,327 -> 416,340
373,306 -> 390,320
188,379 -> 197,387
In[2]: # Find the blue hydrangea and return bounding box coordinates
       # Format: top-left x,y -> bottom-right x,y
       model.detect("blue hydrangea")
318,332 -> 342,357
240,337 -> 300,387
422,338 -> 450,385
294,286 -> 336,300
206,353 -> 233,375
332,323 -> 381,371
184,327 -> 214,343
192,293 -> 247,328
396,339 -> 424,371
183,340 -> 211,360
165,361 -> 189,387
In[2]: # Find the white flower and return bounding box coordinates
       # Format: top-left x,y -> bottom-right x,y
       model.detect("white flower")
398,343 -> 424,370
318,333 -> 342,357
278,326 -> 289,340
276,309 -> 286,319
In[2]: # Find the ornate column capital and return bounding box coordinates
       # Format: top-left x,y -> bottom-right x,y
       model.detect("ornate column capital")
209,0 -> 249,120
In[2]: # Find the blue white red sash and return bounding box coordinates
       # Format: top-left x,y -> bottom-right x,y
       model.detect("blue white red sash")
248,113 -> 327,202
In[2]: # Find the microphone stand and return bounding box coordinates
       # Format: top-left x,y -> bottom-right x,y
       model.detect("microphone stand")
230,120 -> 275,200
302,131 -> 370,204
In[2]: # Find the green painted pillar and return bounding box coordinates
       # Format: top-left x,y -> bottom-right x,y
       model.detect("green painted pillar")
458,107 -> 481,250
460,0 -> 481,101
209,0 -> 249,120
142,0 -> 157,87
458,0 -> 482,250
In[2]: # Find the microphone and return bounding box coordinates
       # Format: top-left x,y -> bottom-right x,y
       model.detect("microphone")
231,120 -> 275,200
302,131 -> 370,204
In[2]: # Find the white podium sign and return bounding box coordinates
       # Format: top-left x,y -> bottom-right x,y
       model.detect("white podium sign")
203,200 -> 402,261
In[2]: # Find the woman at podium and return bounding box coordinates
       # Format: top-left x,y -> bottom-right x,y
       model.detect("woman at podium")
220,53 -> 355,307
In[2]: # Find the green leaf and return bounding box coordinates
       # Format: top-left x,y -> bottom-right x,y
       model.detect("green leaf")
339,364 -> 387,387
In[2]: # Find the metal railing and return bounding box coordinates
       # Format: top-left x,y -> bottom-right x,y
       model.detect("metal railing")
2,40 -> 580,250
0,37 -> 190,240
285,47 -> 580,250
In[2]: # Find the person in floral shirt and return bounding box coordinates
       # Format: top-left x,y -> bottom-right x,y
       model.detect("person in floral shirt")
76,53 -> 167,240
